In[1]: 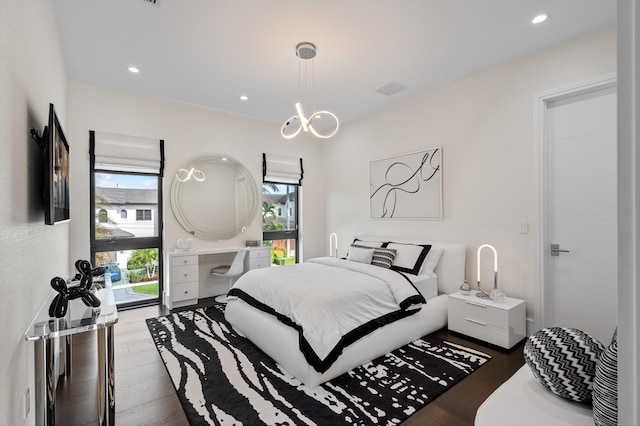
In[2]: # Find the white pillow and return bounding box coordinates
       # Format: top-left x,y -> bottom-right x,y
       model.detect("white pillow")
420,247 -> 443,275
384,242 -> 431,275
347,245 -> 375,264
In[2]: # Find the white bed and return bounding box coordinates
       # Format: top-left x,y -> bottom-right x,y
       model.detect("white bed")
225,236 -> 466,387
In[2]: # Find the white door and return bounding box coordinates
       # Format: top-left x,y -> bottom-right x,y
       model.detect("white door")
543,83 -> 617,344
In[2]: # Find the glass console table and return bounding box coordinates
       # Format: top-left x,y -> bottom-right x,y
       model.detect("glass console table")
25,279 -> 118,426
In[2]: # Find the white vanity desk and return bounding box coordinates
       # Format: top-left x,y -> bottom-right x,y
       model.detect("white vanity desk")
164,246 -> 270,309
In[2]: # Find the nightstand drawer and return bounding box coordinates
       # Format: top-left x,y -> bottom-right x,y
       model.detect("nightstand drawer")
449,313 -> 512,348
172,281 -> 198,302
171,264 -> 199,284
171,255 -> 198,267
448,296 -> 508,327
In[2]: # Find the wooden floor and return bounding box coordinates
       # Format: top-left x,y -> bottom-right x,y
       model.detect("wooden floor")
56,298 -> 525,425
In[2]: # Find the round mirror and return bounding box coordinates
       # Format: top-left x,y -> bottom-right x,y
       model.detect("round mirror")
170,155 -> 259,241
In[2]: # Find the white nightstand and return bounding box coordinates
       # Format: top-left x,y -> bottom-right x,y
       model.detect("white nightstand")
448,290 -> 526,349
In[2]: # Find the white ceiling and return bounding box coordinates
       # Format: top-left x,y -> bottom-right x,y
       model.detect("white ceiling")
52,0 -> 616,127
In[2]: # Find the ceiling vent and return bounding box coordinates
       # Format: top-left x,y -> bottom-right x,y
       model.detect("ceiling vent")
376,81 -> 408,96
142,0 -> 160,6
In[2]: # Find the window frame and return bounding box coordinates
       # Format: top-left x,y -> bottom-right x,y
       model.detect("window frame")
89,131 -> 164,309
262,183 -> 299,264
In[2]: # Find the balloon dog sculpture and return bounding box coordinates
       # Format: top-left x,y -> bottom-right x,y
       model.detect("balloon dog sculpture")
49,260 -> 104,318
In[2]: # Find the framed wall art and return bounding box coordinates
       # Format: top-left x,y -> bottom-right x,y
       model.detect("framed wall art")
369,147 -> 442,220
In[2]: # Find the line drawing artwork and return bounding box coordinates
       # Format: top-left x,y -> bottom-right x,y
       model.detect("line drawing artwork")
370,148 -> 442,219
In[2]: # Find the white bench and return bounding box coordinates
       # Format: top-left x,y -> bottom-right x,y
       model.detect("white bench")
475,365 -> 593,425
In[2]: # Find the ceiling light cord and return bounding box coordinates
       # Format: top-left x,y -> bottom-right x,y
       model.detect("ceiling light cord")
312,59 -> 316,115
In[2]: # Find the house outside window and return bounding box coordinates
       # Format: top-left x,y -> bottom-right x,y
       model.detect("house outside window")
120,209 -> 127,219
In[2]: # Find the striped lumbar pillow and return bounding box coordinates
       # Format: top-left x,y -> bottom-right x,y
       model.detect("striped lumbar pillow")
593,329 -> 617,425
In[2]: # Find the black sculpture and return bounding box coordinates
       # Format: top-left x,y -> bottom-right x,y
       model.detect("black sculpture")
48,259 -> 102,318
72,259 -> 106,288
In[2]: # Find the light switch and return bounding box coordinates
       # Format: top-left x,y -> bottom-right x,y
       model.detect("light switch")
519,222 -> 529,234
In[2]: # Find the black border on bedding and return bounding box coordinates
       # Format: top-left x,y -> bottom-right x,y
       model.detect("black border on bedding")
227,287 -> 424,373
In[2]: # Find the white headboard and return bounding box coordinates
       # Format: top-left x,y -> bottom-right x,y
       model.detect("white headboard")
354,235 -> 466,295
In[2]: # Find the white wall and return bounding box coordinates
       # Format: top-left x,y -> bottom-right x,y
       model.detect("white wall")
0,0 -> 68,424
67,81 -> 326,268
322,25 -> 616,318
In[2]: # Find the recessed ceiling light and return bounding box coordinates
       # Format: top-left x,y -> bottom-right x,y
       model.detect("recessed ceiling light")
239,95 -> 249,101
532,13 -> 549,24
128,66 -> 140,73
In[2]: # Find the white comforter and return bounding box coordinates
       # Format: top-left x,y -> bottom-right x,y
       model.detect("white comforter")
228,257 -> 425,371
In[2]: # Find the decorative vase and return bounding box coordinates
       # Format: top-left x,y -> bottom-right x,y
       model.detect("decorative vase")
459,280 -> 471,296
490,283 -> 506,303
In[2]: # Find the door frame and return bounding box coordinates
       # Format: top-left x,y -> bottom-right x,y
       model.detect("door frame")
531,72 -> 616,334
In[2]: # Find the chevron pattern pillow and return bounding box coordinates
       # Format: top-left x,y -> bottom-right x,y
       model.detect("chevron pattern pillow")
593,329 -> 618,425
524,327 -> 604,403
371,247 -> 397,269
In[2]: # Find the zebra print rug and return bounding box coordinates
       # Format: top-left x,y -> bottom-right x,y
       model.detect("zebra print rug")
146,305 -> 491,426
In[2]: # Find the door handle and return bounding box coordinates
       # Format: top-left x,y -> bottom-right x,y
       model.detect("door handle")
550,244 -> 570,256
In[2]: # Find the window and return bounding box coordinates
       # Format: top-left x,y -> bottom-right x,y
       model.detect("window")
263,184 -> 298,265
90,131 -> 164,308
262,154 -> 302,266
98,209 -> 108,223
136,209 -> 152,221
262,154 -> 303,265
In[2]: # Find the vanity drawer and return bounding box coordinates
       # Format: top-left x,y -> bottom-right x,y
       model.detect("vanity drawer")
171,255 -> 198,267
249,247 -> 271,259
250,257 -> 270,269
172,281 -> 198,302
171,264 -> 199,284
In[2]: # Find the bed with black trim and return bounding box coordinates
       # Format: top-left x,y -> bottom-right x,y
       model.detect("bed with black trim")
224,235 -> 466,387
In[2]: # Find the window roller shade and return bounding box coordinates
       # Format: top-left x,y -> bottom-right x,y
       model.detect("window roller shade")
263,153 -> 303,185
91,131 -> 165,175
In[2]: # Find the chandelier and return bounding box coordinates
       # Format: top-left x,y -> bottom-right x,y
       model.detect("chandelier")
281,42 -> 339,139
